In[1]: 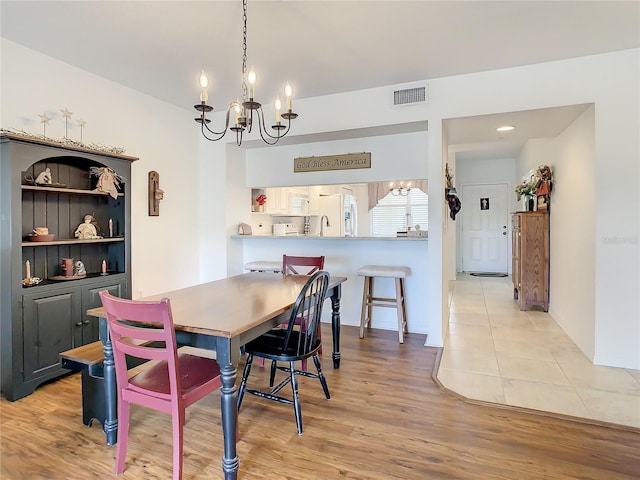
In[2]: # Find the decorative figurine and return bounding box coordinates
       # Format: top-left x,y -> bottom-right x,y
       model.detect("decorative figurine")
74,214 -> 102,239
74,261 -> 87,277
89,166 -> 126,199
35,168 -> 53,185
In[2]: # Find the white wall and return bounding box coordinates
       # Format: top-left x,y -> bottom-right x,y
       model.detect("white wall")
1,39 -> 203,298
548,106 -> 596,360
245,131 -> 428,187
516,138 -> 556,189
197,138 -> 229,283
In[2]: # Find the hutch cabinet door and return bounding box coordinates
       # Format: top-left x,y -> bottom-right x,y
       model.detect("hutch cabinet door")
22,288 -> 81,382
80,278 -> 126,345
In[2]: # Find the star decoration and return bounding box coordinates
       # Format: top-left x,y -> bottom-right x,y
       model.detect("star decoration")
38,113 -> 51,125
77,118 -> 87,127
60,108 -> 73,119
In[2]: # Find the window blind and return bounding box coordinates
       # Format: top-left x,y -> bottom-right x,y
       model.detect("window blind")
370,189 -> 428,237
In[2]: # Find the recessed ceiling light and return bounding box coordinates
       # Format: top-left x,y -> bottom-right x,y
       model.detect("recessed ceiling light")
496,125 -> 515,132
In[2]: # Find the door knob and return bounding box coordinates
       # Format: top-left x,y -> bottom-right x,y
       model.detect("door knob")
503,232 -> 507,235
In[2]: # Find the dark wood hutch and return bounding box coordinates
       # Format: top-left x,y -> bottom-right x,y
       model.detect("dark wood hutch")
0,132 -> 137,401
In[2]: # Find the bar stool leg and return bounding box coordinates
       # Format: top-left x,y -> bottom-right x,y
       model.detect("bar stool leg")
395,278 -> 407,343
400,278 -> 408,335
359,276 -> 371,338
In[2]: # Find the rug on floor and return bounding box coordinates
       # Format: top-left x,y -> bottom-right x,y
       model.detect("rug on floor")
469,272 -> 508,277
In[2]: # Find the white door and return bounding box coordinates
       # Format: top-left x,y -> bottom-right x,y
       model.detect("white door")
461,183 -> 509,273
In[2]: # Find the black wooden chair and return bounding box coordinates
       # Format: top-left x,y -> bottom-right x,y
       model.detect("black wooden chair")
237,270 -> 330,435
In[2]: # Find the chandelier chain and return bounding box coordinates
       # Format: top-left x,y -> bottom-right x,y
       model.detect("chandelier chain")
194,0 -> 297,146
241,0 -> 248,100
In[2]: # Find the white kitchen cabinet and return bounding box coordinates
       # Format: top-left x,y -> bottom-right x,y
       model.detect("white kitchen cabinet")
265,187 -> 289,215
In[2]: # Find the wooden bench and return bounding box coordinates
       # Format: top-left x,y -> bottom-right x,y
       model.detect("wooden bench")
60,341 -> 109,428
60,340 -> 154,429
60,341 -> 105,376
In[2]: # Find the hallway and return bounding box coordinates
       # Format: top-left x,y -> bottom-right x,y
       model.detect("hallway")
437,274 -> 640,429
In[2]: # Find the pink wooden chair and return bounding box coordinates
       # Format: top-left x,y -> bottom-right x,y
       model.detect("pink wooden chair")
99,291 -> 223,480
282,254 -> 325,275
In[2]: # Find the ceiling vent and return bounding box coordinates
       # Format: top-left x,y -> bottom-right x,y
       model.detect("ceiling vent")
392,85 -> 427,107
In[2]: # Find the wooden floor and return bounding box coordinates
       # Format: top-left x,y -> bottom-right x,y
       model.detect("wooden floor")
1,325 -> 639,480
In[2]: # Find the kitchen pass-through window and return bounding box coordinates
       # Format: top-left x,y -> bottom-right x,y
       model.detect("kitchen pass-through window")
370,188 -> 428,237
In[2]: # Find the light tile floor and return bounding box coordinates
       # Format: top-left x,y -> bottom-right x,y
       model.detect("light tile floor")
437,273 -> 640,429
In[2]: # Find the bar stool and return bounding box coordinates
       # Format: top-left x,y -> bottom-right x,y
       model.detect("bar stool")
358,265 -> 410,343
244,261 -> 282,273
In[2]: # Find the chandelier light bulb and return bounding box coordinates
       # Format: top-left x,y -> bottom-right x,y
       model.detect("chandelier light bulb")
199,70 -> 208,88
248,66 -> 256,98
285,82 -> 292,110
234,101 -> 241,125
199,70 -> 209,103
275,97 -> 282,123
390,180 -> 411,196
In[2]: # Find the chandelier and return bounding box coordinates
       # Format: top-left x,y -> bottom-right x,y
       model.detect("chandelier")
389,181 -> 412,196
194,0 -> 298,146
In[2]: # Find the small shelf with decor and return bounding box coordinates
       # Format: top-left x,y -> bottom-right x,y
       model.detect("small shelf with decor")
21,184 -> 125,197
21,237 -> 125,247
251,188 -> 268,213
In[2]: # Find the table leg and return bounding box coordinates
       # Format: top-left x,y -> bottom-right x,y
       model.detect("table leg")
217,339 -> 239,480
330,283 -> 342,369
99,317 -> 118,446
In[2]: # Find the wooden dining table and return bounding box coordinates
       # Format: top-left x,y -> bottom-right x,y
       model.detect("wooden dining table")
86,272 -> 346,480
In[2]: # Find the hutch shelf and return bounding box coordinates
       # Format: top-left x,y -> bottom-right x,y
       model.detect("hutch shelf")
1,133 -> 137,401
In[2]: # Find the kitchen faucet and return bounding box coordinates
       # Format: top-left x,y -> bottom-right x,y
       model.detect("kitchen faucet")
320,215 -> 330,236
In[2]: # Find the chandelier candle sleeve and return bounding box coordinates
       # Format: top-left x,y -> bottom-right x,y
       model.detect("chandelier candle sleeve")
248,67 -> 256,98
199,70 -> 208,103
285,82 -> 292,110
275,98 -> 281,123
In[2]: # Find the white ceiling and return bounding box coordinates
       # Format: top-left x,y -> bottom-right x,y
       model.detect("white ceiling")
1,1 -> 638,159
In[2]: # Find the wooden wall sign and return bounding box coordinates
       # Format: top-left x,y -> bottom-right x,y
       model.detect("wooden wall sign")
294,152 -> 371,173
148,171 -> 164,216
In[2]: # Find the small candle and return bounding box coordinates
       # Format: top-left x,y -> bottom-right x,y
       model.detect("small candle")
285,82 -> 292,111
25,260 -> 31,280
248,66 -> 256,99
199,70 -> 208,103
275,98 -> 281,123
101,260 -> 107,274
108,218 -> 113,237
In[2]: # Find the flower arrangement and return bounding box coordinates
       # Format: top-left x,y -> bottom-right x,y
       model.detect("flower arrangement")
255,194 -> 267,206
515,181 -> 537,201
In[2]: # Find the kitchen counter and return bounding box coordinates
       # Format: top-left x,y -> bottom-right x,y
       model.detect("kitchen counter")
232,234 -> 429,339
231,235 -> 428,241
